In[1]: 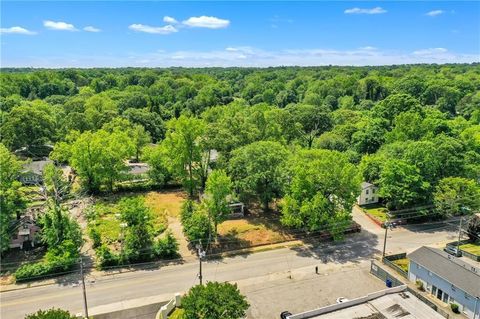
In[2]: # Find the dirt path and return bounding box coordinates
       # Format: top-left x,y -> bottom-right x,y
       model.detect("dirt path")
167,216 -> 194,259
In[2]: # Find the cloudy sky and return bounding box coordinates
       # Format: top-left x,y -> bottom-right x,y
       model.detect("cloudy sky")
1,1 -> 479,67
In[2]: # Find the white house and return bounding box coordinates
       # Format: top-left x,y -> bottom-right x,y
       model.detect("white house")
357,182 -> 379,206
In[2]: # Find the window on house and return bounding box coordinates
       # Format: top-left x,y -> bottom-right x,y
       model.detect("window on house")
373,189 -> 376,193
365,198 -> 369,202
442,293 -> 449,303
366,190 -> 369,195
432,286 -> 437,296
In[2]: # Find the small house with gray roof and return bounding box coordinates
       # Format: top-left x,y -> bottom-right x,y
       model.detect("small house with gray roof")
408,246 -> 480,318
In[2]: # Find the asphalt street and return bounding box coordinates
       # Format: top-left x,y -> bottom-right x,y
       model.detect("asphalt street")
0,210 -> 459,319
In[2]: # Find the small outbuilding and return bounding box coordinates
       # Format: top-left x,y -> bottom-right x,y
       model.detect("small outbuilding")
19,159 -> 53,185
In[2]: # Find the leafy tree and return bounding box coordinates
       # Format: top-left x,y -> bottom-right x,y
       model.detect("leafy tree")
154,231 -> 179,258
25,308 -> 76,319
280,149 -> 358,235
373,93 -> 422,124
182,282 -> 249,319
1,102 -> 55,150
0,144 -> 26,253
143,144 -> 171,187
466,215 -> 480,242
204,170 -> 233,236
182,204 -> 212,243
163,115 -> 207,197
229,141 -> 288,210
433,177 -> 480,218
122,108 -> 165,142
379,159 -> 430,210
68,129 -> 133,192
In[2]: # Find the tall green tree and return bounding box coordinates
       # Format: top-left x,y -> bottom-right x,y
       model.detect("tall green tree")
163,115 -> 207,197
0,144 -> 26,253
229,141 -> 288,210
433,177 -> 480,218
182,282 -> 249,319
280,149 -> 359,236
379,159 -> 431,210
204,170 -> 233,236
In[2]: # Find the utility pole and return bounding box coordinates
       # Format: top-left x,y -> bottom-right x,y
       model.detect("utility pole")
80,257 -> 89,319
382,222 -> 394,258
382,224 -> 388,258
456,217 -> 463,252
196,240 -> 206,285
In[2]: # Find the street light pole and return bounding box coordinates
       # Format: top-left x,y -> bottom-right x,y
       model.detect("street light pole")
80,257 -> 89,318
196,240 -> 206,286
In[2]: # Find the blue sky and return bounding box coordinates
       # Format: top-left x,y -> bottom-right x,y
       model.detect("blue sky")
1,1 -> 479,67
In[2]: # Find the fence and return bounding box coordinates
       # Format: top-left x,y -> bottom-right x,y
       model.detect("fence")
447,240 -> 480,262
370,260 -> 404,287
406,287 -> 450,318
382,253 -> 408,278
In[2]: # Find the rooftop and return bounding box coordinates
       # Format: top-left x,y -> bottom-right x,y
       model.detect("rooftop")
289,287 -> 443,319
408,246 -> 480,297
22,159 -> 53,175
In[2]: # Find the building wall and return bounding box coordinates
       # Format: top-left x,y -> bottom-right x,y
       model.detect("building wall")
408,260 -> 478,319
357,186 -> 379,206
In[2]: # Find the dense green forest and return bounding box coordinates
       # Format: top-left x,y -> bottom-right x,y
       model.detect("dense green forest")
1,65 -> 480,248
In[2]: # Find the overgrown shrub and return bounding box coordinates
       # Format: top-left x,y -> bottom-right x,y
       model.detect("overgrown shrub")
450,303 -> 460,313
96,245 -> 119,269
154,231 -> 179,258
89,226 -> 102,249
25,308 -> 76,319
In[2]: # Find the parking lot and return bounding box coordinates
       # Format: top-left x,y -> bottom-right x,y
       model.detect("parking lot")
240,261 -> 386,319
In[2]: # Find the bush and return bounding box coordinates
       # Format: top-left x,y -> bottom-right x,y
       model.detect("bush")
154,231 -> 179,258
96,245 -> 119,269
25,308 -> 75,319
89,226 -> 102,249
182,282 -> 249,319
450,303 -> 460,313
415,280 -> 425,291
15,240 -> 79,282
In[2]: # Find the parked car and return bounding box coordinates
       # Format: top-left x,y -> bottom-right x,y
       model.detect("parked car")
444,246 -> 462,257
336,297 -> 349,303
280,311 -> 292,319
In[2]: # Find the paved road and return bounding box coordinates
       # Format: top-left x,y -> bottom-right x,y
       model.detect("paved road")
0,213 -> 459,319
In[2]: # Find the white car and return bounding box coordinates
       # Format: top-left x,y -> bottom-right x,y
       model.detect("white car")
336,297 -> 349,303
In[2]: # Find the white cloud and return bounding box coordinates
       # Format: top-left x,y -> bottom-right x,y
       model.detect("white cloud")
43,20 -> 78,31
344,7 -> 387,15
128,24 -> 178,34
0,26 -> 36,35
182,16 -> 230,29
163,16 -> 178,24
359,46 -> 377,51
3,47 -> 478,68
83,26 -> 101,32
413,48 -> 448,55
426,10 -> 444,17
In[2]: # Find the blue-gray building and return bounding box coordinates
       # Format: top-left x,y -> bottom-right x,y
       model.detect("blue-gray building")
408,246 -> 480,319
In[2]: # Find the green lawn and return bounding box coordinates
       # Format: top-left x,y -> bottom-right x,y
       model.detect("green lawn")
460,243 -> 480,256
392,258 -> 409,273
168,308 -> 184,319
363,205 -> 389,222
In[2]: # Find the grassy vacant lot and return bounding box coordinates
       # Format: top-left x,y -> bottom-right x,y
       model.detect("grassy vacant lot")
460,242 -> 480,256
217,213 -> 293,249
362,204 -> 389,223
392,258 -> 409,272
91,190 -> 186,250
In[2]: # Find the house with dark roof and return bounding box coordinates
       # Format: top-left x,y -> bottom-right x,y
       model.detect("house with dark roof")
19,159 -> 53,185
408,246 -> 480,319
